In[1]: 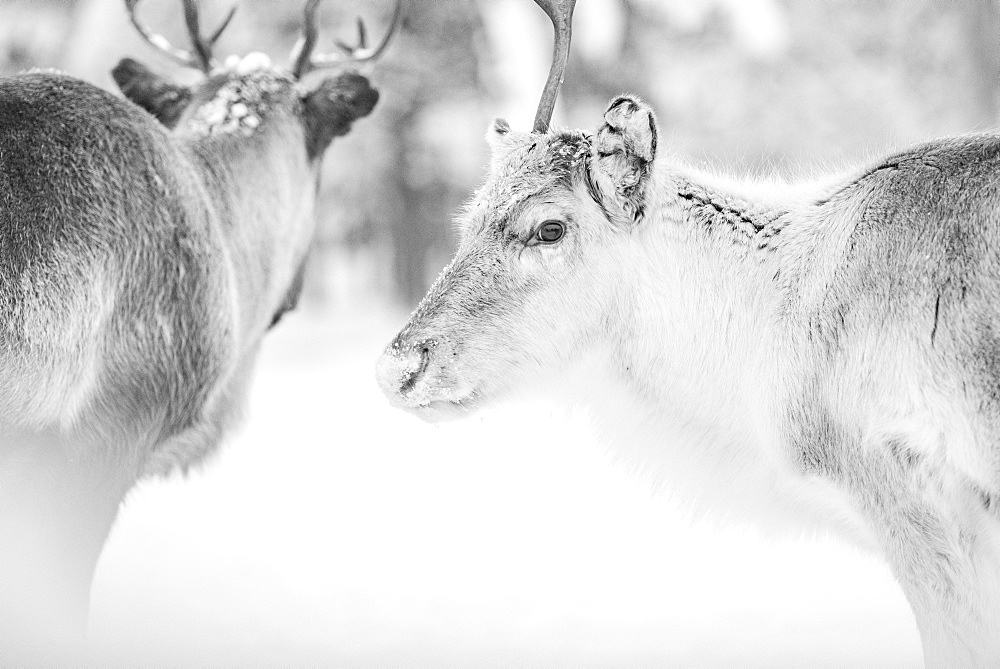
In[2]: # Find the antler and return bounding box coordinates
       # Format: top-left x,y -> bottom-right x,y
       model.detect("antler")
125,0 -> 237,73
531,0 -> 576,134
291,0 -> 403,79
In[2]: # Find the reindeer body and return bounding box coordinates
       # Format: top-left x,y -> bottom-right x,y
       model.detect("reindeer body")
0,7 -> 384,653
607,133 -> 1000,662
0,66 -> 338,477
379,97 -> 1000,663
3,72 -> 230,457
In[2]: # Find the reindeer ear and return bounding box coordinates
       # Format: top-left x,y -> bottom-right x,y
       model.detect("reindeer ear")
589,95 -> 658,225
486,118 -> 529,171
301,71 -> 379,160
112,58 -> 191,129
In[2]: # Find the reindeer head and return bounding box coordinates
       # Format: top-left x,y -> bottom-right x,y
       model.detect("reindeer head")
111,0 -> 400,158
109,0 -> 398,335
377,0 -> 660,421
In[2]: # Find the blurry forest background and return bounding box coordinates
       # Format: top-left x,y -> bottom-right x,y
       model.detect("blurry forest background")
2,0 -> 998,308
3,1 -> 993,663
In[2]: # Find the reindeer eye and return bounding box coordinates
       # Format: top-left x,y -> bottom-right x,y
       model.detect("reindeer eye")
536,220 -> 565,244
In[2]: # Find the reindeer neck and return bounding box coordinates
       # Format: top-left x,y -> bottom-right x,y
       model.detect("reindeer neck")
181,117 -> 316,342
598,162 -> 813,456
572,163 -> 851,529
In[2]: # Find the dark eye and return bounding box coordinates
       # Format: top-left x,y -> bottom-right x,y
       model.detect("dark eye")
536,220 -> 565,244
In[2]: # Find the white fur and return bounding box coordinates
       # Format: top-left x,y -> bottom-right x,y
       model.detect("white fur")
380,109 -> 1000,664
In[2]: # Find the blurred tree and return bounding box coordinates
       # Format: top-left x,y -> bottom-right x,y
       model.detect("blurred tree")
0,1 -> 78,75
314,0 -> 491,306
4,0 -> 1000,309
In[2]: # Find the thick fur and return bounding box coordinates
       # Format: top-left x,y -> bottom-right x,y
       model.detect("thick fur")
378,95 -> 1000,665
0,63 -> 377,660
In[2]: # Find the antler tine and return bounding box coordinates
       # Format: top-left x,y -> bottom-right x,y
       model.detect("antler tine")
181,0 -> 238,72
531,0 -> 577,134
357,18 -> 368,49
335,17 -> 367,55
291,0 -> 403,79
124,0 -> 236,74
125,0 -> 200,69
181,0 -> 212,71
291,0 -> 322,79
207,3 -> 238,45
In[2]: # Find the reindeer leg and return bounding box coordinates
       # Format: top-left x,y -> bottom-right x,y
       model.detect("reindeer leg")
849,437 -> 1000,666
0,430 -> 133,664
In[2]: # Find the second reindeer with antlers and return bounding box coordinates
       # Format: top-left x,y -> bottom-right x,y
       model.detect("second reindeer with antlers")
0,0 -> 399,662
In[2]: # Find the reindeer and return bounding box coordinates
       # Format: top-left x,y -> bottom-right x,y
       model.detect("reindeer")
0,0 -> 398,660
377,0 -> 1000,664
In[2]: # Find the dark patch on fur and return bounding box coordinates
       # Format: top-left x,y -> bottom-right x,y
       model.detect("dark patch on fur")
978,487 -> 996,514
677,190 -> 765,234
676,188 -> 786,249
931,294 -> 941,345
887,437 -> 922,469
787,391 -> 848,479
548,130 -> 591,186
302,72 -> 379,160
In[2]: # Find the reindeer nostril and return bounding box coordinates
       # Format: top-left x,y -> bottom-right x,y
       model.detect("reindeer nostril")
399,343 -> 432,395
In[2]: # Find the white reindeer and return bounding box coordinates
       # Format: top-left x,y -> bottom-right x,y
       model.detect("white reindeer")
377,0 -> 1000,664
0,0 -> 397,661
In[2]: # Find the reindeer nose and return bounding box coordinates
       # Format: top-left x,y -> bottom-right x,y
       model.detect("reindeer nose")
376,338 -> 435,400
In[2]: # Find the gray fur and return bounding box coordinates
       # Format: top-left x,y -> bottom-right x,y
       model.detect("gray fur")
0,59 -> 377,659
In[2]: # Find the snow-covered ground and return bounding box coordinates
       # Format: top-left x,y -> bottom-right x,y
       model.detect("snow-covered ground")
89,303 -> 923,667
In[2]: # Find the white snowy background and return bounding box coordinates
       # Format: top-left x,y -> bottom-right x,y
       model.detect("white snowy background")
88,303 -> 923,667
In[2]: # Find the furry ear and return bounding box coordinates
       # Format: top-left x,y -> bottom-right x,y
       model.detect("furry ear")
485,117 -> 521,170
589,95 -> 658,225
112,58 -> 191,129
486,117 -> 542,173
301,71 -> 379,160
